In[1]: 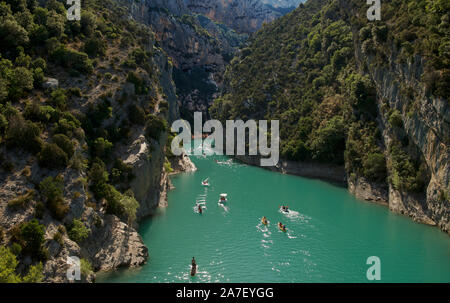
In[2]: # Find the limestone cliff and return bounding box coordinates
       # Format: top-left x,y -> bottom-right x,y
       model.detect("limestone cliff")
125,0 -> 294,119
360,53 -> 449,231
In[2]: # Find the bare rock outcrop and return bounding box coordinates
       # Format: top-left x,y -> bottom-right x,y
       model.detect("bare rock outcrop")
83,215 -> 148,272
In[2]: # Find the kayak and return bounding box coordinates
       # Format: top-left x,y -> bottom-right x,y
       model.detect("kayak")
261,218 -> 268,225
278,223 -> 287,232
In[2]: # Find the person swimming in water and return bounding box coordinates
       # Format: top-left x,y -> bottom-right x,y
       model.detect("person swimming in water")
191,257 -> 197,276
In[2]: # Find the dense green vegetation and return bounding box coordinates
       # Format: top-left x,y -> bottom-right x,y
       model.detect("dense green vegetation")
0,0 -> 172,281
0,246 -> 43,283
212,0 -> 448,192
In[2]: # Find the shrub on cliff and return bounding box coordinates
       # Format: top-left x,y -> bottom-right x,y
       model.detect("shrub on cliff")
145,114 -> 167,141
80,259 -> 93,278
50,89 -> 68,111
128,104 -> 146,126
110,159 -> 134,186
67,219 -> 90,244
389,110 -> 403,128
281,139 -> 310,161
19,219 -> 45,256
52,134 -> 75,158
8,67 -> 34,100
0,246 -> 43,283
0,6 -> 29,51
24,101 -> 58,123
6,115 -> 43,154
39,176 -> 68,220
389,143 -> 429,193
7,189 -> 35,210
105,187 -> 139,224
39,143 -> 69,169
52,114 -> 82,138
10,219 -> 47,261
92,137 -> 113,160
310,116 -> 346,164
84,37 -> 107,58
51,46 -> 94,74
363,153 -> 387,183
88,160 -> 109,200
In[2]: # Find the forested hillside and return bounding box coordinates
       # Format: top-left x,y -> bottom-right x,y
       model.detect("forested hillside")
211,0 -> 449,232
0,0 -> 177,282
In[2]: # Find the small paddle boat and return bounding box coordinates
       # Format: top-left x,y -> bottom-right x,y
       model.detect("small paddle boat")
280,205 -> 289,213
202,178 -> 210,186
219,193 -> 228,203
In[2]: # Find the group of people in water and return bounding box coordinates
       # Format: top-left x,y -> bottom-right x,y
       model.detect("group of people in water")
261,205 -> 290,233
191,205 -> 291,276
261,216 -> 287,232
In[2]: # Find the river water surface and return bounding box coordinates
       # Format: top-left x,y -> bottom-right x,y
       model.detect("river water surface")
99,146 -> 450,283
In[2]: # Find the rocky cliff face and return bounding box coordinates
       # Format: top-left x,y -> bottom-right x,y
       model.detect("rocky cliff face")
184,0 -> 280,34
359,52 -> 449,231
125,0 -> 293,119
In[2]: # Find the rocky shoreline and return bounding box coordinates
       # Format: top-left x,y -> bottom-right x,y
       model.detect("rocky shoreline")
86,153 -> 197,282
235,155 -> 346,184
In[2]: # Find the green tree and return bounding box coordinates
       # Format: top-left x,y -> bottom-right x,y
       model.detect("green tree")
0,246 -> 21,283
19,219 -> 45,257
6,115 -> 42,153
50,89 -> 67,110
52,134 -> 74,158
22,262 -> 43,283
92,137 -> 113,160
0,16 -> 29,50
8,67 -> 34,100
68,219 -> 90,244
39,176 -> 68,220
39,143 -> 68,169
310,117 -> 346,163
363,153 -> 387,182
0,246 -> 43,283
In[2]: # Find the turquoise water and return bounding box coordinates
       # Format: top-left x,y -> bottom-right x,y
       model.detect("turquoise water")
99,149 -> 450,283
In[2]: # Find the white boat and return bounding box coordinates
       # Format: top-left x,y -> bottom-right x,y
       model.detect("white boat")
202,178 -> 210,186
219,193 -> 228,203
280,205 -> 289,213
